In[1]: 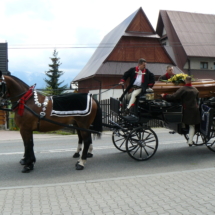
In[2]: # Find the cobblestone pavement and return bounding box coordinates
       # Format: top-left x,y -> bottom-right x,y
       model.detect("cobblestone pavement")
0,167 -> 215,215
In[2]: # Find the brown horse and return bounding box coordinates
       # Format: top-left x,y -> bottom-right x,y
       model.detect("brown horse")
0,71 -> 102,173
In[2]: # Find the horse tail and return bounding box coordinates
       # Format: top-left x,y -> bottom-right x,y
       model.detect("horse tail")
92,99 -> 103,137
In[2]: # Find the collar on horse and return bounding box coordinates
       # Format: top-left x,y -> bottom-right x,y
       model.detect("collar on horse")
13,84 -> 36,116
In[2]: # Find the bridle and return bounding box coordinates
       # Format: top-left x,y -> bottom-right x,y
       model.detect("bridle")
0,74 -> 9,106
0,75 -> 7,98
0,74 -> 27,107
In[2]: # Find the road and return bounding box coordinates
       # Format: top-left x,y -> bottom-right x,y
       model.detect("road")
0,128 -> 214,188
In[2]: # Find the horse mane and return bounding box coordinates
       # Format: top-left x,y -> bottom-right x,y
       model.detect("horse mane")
9,75 -> 30,88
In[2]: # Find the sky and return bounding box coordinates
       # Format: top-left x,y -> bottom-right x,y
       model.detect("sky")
0,0 -> 214,89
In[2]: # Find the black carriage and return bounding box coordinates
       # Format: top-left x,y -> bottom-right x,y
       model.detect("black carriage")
107,94 -> 215,161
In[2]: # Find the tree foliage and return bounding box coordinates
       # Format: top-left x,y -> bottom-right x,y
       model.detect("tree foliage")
44,49 -> 67,95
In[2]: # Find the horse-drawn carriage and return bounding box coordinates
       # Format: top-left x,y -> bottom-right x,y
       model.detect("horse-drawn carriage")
0,71 -> 214,172
107,79 -> 215,161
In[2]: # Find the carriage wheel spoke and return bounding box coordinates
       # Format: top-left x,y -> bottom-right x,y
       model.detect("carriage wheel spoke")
126,127 -> 158,161
145,145 -> 155,150
115,137 -> 125,143
128,142 -> 138,150
112,131 -> 127,152
143,147 -> 149,156
144,139 -> 155,144
132,145 -> 140,156
140,147 -> 144,158
119,139 -> 126,148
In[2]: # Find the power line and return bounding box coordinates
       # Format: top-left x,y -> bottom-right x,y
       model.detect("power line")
8,43 -> 215,49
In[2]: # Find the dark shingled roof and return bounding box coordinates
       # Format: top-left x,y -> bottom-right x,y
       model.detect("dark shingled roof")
96,62 -> 182,76
165,10 -> 215,57
73,9 -> 139,82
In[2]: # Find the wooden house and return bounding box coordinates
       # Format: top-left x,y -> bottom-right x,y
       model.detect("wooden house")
72,8 -> 182,100
157,10 -> 215,79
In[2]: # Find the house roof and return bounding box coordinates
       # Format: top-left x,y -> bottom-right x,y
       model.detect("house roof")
73,9 -> 139,82
158,10 -> 215,58
95,62 -> 182,77
73,7 -> 162,82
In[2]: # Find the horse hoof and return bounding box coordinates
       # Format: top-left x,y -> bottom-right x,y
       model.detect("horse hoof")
73,153 -> 80,158
75,161 -> 79,167
22,164 -> 34,173
20,158 -> 27,165
76,163 -> 84,170
87,153 -> 93,158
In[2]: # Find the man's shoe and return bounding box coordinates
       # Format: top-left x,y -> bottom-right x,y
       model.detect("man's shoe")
124,108 -> 130,115
187,142 -> 193,147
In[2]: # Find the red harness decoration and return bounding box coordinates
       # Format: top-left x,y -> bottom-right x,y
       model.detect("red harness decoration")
15,85 -> 35,116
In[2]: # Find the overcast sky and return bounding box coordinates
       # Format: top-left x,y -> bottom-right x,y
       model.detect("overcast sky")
0,0 -> 214,88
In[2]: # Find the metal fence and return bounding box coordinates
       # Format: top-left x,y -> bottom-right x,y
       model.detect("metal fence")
100,98 -> 161,130
7,98 -> 162,131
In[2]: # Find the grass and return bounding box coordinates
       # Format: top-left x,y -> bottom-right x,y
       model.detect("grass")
33,130 -> 75,135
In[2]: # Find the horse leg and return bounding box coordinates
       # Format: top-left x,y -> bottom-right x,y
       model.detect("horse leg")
20,129 -> 36,173
20,152 -> 27,165
76,132 -> 91,170
73,130 -> 93,158
73,130 -> 82,158
87,135 -> 93,158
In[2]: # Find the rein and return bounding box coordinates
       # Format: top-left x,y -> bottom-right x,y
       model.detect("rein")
94,84 -> 120,96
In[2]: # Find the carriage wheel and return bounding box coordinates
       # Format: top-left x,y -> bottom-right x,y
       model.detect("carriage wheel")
206,121 -> 215,152
184,132 -> 205,146
112,129 -> 129,152
126,127 -> 158,161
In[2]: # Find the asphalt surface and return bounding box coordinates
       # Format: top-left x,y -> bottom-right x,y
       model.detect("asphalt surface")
0,129 -> 215,215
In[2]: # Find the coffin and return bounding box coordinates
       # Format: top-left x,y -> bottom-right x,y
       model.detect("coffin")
153,79 -> 215,99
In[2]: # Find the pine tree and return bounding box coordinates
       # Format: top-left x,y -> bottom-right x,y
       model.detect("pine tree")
44,49 -> 67,95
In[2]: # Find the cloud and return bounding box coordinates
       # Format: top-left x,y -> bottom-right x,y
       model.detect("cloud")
1,0 -> 215,90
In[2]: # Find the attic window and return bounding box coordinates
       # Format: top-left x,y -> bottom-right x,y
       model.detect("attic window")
200,62 -> 208,69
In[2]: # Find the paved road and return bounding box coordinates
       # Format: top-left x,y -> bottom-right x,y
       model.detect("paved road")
0,129 -> 215,215
1,128 -> 214,188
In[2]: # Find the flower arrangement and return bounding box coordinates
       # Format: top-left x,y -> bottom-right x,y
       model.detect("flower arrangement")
167,73 -> 188,84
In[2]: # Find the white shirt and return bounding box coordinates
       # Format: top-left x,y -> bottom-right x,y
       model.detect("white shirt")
133,70 -> 142,86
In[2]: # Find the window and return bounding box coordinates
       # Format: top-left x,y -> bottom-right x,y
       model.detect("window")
214,63 -> 215,70
200,62 -> 208,69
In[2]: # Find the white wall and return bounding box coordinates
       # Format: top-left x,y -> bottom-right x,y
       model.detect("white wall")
89,89 -> 123,100
184,57 -> 215,70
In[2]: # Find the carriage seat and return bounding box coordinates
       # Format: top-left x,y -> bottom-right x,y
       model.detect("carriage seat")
139,99 -> 179,110
204,97 -> 215,107
120,115 -> 139,123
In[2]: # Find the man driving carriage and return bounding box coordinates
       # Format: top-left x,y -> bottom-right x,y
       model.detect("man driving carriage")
161,76 -> 201,146
118,58 -> 155,114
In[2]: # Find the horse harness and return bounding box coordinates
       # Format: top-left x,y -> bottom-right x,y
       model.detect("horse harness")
0,74 -> 101,134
